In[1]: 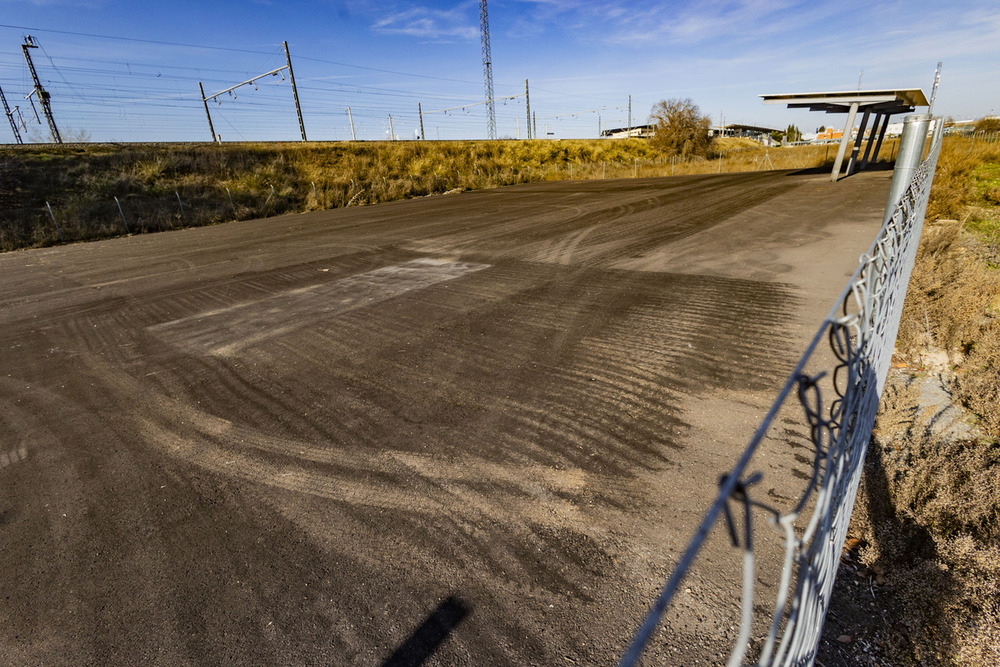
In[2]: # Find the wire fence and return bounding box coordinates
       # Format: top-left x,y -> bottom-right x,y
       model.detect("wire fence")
969,130 -> 1000,143
619,123 -> 944,666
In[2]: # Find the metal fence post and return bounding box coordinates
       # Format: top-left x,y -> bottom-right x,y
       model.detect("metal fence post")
263,185 -> 276,211
114,196 -> 131,234
46,201 -> 63,242
884,113 -> 932,221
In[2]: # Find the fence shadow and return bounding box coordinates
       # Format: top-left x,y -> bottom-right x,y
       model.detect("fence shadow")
858,437 -> 957,660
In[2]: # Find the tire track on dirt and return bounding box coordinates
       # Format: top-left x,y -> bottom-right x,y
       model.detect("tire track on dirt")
0,375 -> 192,664
404,173 -> 797,267
1,171 -> 882,666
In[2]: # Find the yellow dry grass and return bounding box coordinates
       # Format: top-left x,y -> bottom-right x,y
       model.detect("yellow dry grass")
855,134 -> 1000,666
1,138 -> 844,251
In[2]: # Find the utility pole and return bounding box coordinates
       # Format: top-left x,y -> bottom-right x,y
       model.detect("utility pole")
627,95 -> 631,136
598,114 -> 601,138
388,114 -> 394,141
201,55 -> 300,142
479,0 -> 496,139
533,112 -> 537,139
1,86 -> 23,144
928,61 -> 942,115
199,82 -> 219,143
21,36 -> 61,144
418,103 -> 425,140
283,41 -> 307,141
525,79 -> 531,140
346,107 -> 356,140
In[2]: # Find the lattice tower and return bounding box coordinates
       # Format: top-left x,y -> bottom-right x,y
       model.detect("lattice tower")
479,0 -> 496,140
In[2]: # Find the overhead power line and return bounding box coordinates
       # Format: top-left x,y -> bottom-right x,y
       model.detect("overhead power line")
0,22 -> 501,89
427,93 -> 522,115
0,22 -> 647,142
0,22 -> 276,55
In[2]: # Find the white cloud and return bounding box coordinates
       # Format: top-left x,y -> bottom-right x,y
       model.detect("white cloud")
372,5 -> 478,42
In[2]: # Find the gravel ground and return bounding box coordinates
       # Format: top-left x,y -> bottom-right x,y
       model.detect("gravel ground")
0,170 -> 892,665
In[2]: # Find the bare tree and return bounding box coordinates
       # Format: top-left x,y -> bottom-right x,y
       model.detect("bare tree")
649,98 -> 713,157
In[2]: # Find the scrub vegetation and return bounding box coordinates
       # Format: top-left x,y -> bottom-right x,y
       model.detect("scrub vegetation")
0,137 -> 844,252
851,134 -> 1000,666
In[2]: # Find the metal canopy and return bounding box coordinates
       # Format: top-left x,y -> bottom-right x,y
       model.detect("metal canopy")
759,89 -> 929,181
760,89 -> 928,115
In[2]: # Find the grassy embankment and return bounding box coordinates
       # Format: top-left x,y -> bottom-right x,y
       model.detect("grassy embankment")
0,137 -> 844,252
854,134 -> 1000,665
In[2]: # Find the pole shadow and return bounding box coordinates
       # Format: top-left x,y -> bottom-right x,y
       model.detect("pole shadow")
381,596 -> 471,667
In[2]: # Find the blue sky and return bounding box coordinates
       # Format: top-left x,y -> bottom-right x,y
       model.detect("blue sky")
1,0 -> 998,142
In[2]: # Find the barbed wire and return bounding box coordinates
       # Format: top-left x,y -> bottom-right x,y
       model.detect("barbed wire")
619,122 -> 944,666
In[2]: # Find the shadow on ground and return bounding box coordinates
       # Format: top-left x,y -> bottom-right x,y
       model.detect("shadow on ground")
816,439 -> 954,665
382,597 -> 471,667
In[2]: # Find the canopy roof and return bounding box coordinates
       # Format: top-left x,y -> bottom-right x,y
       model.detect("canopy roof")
759,89 -> 929,115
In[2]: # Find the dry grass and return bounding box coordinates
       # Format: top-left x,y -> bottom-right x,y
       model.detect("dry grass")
859,384 -> 1000,666
896,137 -> 1000,435
0,137 -> 843,252
853,134 -> 1000,665
0,139 -> 665,250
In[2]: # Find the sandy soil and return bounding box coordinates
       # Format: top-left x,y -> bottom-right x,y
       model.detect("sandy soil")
0,170 -> 891,665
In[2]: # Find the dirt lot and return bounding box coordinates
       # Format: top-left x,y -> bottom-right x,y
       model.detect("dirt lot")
0,170 -> 891,665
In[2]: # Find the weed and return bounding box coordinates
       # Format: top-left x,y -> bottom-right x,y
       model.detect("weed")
853,134 -> 1000,665
1,138 -> 839,252
860,397 -> 1000,665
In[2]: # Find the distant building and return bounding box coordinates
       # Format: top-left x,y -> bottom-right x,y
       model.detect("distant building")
947,119 -> 977,135
600,124 -> 656,139
816,127 -> 844,141
948,116 -> 999,135
712,124 -> 778,144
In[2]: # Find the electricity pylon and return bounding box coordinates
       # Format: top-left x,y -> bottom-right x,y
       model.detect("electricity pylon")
479,0 -> 496,140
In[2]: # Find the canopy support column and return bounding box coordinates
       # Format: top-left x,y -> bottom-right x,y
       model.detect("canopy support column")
859,112 -> 882,170
831,102 -> 859,182
846,108 -> 871,176
869,114 -> 892,165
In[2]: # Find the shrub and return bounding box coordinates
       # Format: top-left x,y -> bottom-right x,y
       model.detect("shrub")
648,98 -> 714,157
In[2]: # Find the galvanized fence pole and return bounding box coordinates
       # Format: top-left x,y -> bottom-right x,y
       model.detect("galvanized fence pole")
884,113 -> 931,221
114,196 -> 131,234
45,201 -> 63,242
226,188 -> 237,218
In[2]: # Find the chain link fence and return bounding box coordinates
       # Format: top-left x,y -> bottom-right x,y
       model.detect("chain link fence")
620,119 -> 944,666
